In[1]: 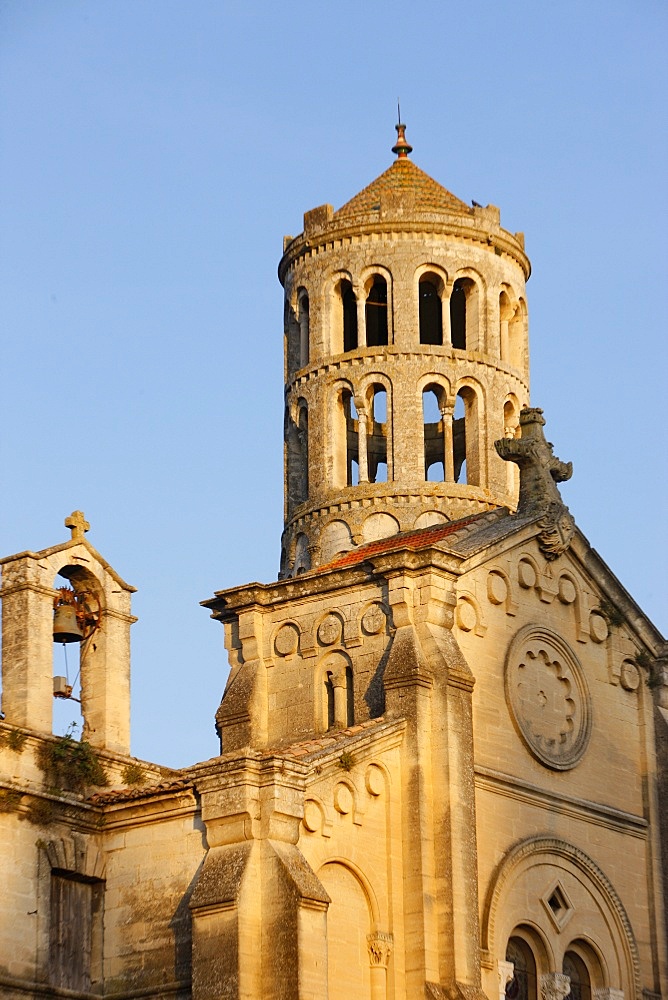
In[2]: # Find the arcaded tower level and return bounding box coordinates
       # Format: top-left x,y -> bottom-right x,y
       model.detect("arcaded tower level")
279,125 -> 531,577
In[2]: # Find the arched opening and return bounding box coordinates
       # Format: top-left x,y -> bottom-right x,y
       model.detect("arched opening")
563,951 -> 592,1000
503,398 -> 520,496
341,280 -> 358,352
298,402 -> 308,501
499,290 -> 513,362
346,666 -> 355,726
452,386 -> 480,485
319,863 -> 373,1000
505,936 -> 537,1000
52,582 -> 84,738
298,292 -> 310,367
293,533 -> 310,574
450,277 -> 478,350
423,386 -> 446,481
365,276 -> 388,346
344,391 -> 360,486
419,276 -> 443,345
324,672 -> 335,729
368,385 -> 388,483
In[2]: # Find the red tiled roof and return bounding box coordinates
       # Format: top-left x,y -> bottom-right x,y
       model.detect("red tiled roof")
87,778 -> 193,805
322,513 -> 488,571
261,718 -> 386,760
334,158 -> 471,219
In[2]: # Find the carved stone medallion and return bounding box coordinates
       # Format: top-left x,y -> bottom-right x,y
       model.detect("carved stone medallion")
505,625 -> 591,770
361,603 -> 386,635
317,614 -> 341,646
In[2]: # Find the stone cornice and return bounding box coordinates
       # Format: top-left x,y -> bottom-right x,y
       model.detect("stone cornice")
279,218 -> 530,282
285,346 -> 530,395
475,764 -> 648,835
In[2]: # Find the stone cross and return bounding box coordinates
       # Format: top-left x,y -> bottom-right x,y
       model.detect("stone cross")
65,510 -> 90,541
495,407 -> 572,513
495,408 -> 576,560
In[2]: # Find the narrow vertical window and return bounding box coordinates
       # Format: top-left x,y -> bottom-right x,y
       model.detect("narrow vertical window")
419,278 -> 443,345
325,672 -> 335,729
365,276 -> 388,346
342,281 -> 358,351
452,388 -> 480,485
368,385 -> 388,483
298,403 -> 308,501
346,666 -> 354,726
343,391 -> 360,486
450,277 -> 477,350
423,387 -> 445,481
298,293 -> 310,367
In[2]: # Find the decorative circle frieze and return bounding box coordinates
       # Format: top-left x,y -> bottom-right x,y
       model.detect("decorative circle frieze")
365,764 -> 384,796
361,603 -> 386,635
274,623 -> 299,657
303,799 -> 322,833
334,783 -> 353,814
318,614 -> 341,646
505,625 -> 591,770
558,576 -> 577,605
518,559 -> 537,589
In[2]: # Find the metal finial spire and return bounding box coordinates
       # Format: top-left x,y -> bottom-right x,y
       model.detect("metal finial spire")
392,109 -> 412,159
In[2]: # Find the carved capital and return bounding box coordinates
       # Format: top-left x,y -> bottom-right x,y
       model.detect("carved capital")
540,973 -> 571,1000
367,931 -> 393,968
593,990 -> 624,1000
498,960 -> 515,1000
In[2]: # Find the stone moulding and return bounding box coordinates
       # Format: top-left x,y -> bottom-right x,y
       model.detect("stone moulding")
480,836 -> 641,998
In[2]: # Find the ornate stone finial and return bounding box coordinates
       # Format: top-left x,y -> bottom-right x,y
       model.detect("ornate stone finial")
65,510 -> 90,541
495,407 -> 575,560
392,122 -> 412,159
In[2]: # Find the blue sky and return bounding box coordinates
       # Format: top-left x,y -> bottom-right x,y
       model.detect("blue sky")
1,1 -> 666,767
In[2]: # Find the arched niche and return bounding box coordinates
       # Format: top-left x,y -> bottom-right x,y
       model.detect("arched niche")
362,512 -> 400,544
320,520 -> 354,564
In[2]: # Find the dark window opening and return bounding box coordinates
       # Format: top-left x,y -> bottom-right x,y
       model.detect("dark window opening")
365,277 -> 388,346
505,937 -> 537,1000
299,294 -> 310,367
342,282 -> 358,352
298,405 -> 308,501
419,279 -> 443,345
450,280 -> 467,349
563,952 -> 591,1000
325,672 -> 335,729
346,667 -> 354,726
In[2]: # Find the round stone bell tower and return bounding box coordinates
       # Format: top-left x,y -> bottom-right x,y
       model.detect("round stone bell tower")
279,125 -> 531,576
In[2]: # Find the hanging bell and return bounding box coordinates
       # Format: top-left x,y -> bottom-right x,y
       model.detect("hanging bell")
53,604 -> 84,643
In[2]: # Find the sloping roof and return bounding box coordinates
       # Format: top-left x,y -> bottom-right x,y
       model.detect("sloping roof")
322,511 -> 497,571
258,717 -> 390,761
334,157 -> 471,219
88,778 -> 193,805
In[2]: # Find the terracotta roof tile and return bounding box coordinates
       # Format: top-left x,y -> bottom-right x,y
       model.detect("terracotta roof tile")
322,512 -> 490,571
87,778 -> 193,805
261,717 -> 388,760
334,158 -> 471,219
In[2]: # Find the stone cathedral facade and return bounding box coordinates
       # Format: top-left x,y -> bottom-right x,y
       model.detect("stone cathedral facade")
1,127 -> 667,1000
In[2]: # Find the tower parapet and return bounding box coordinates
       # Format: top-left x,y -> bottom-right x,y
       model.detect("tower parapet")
279,126 -> 531,576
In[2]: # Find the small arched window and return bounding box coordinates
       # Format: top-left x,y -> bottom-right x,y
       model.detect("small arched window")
298,403 -> 308,500
343,390 -> 360,486
563,951 -> 592,1000
341,280 -> 358,352
450,277 -> 477,350
505,937 -> 537,1000
419,277 -> 443,345
365,277 -> 388,346
298,293 -> 310,367
423,387 -> 445,481
453,386 -> 480,485
368,385 -> 388,483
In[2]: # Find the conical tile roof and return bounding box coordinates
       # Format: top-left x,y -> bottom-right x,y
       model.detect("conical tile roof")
334,157 -> 471,219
